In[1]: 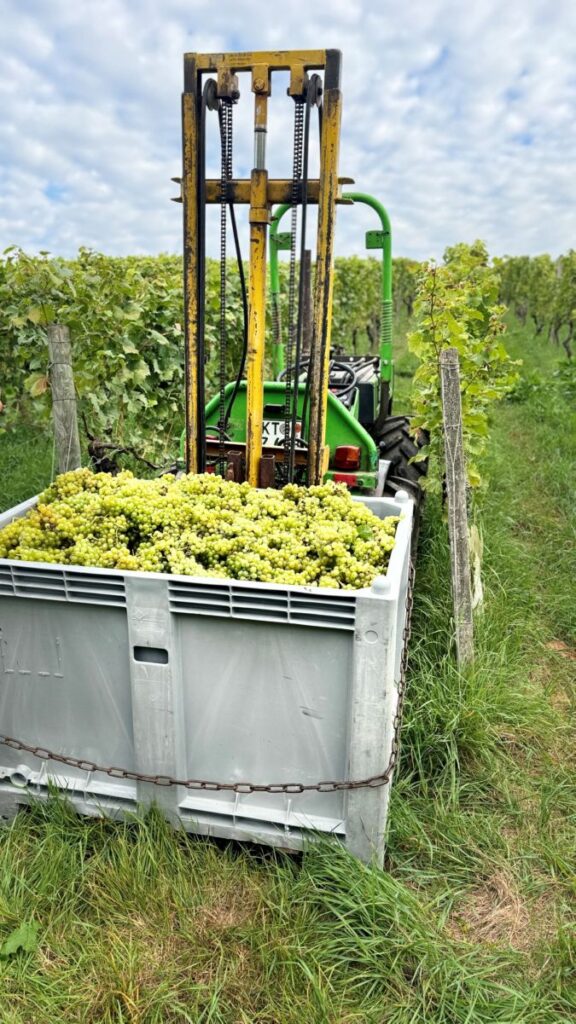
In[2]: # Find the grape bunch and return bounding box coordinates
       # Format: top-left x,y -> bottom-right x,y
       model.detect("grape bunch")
0,469 -> 399,589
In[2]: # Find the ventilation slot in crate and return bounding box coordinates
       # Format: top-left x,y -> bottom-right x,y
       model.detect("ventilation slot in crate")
65,571 -> 126,607
11,566 -> 67,600
0,566 -> 15,594
231,587 -> 290,622
289,595 -> 356,631
0,563 -> 126,607
169,582 -> 232,617
169,579 -> 356,629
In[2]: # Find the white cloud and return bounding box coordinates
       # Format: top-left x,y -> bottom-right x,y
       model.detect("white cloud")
0,0 -> 575,259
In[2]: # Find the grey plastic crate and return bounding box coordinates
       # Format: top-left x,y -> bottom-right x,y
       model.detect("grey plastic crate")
0,490 -> 413,865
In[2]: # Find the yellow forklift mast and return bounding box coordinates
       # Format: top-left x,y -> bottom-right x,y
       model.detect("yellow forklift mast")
179,50 -> 345,486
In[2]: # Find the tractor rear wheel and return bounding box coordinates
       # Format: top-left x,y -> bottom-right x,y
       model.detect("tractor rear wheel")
376,415 -> 428,506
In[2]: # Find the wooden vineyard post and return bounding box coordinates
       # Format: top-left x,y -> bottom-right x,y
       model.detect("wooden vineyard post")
440,347 -> 474,665
47,324 -> 81,474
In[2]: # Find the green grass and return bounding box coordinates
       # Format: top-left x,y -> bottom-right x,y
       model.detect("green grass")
0,320 -> 575,1022
0,424 -> 54,512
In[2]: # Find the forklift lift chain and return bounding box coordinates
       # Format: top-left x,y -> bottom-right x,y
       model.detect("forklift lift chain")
0,563 -> 415,796
283,97 -> 305,481
218,97 -> 234,471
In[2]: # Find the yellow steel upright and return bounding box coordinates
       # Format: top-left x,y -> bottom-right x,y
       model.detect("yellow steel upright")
245,74 -> 270,486
180,50 -> 342,485
307,51 -> 342,484
181,56 -> 200,474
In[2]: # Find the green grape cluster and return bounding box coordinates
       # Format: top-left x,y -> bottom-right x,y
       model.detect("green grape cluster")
0,470 -> 399,589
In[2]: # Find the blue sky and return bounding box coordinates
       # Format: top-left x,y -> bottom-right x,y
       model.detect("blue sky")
0,0 -> 575,259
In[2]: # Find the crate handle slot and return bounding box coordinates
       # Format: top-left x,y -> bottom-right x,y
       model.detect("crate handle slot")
133,646 -> 169,665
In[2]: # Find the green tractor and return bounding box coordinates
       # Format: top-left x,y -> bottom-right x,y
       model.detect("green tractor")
178,50 -> 426,503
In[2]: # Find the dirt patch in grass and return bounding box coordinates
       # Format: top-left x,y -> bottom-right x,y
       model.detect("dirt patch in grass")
529,652 -> 575,746
448,869 -> 557,952
546,640 -> 576,662
195,878 -> 262,934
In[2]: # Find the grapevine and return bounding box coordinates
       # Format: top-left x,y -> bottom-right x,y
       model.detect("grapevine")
409,241 -> 519,493
0,470 -> 398,590
0,250 -> 394,457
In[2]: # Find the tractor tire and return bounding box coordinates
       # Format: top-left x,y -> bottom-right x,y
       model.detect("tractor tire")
375,415 -> 428,507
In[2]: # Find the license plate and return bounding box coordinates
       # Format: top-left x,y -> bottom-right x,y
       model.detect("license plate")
262,420 -> 303,445
262,420 -> 285,445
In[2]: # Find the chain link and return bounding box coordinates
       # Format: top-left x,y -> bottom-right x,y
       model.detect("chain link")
0,563 -> 415,795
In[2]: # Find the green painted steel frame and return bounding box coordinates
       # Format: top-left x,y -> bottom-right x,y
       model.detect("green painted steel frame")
178,192 -> 391,482
269,192 -> 394,384
269,202 -> 291,377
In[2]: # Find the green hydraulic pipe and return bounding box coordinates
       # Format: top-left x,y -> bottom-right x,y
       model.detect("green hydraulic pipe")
269,203 -> 291,377
344,192 -> 393,384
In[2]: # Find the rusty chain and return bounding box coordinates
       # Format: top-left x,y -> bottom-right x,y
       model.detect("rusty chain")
0,563 -> 415,795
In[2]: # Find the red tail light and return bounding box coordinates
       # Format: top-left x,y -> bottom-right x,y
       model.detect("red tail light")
334,445 -> 361,470
333,472 -> 358,488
